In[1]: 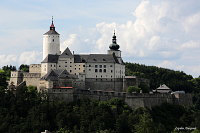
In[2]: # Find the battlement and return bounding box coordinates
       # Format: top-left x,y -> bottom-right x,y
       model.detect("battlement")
48,89 -> 193,109
23,72 -> 41,78
29,64 -> 41,73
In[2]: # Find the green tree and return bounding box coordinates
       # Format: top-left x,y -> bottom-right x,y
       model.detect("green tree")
127,86 -> 141,93
134,112 -> 156,133
19,64 -> 29,72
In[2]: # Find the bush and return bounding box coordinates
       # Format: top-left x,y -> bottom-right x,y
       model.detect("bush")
127,86 -> 141,93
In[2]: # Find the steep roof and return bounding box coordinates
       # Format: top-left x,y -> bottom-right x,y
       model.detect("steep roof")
74,55 -> 89,63
87,54 -> 119,63
41,70 -> 58,80
44,30 -> 60,35
41,69 -> 77,80
59,47 -> 73,58
41,48 -> 124,64
42,54 -> 59,63
156,84 -> 171,90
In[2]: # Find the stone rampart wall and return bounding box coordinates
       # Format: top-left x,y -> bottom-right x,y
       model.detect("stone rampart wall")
47,89 -> 193,109
85,78 -> 123,91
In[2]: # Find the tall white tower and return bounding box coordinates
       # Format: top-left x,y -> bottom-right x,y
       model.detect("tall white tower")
43,17 -> 61,59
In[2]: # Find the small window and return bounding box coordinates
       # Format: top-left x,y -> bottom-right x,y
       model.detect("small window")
95,69 -> 98,72
99,69 -> 102,72
96,75 -> 97,78
95,65 -> 98,68
70,70 -> 72,72
89,65 -> 91,67
65,66 -> 67,67
70,62 -> 72,63
104,65 -> 106,68
83,65 -> 85,67
103,59 -> 106,61
99,65 -> 102,68
65,62 -> 67,63
79,68 -> 80,70
110,65 -> 113,67
83,70 -> 85,72
75,68 -> 76,70
70,66 -> 72,67
59,65 -> 61,67
52,39 -> 54,42
93,59 -> 96,61
51,65 -> 52,67
111,70 -> 113,73
104,69 -> 106,72
89,69 -> 91,71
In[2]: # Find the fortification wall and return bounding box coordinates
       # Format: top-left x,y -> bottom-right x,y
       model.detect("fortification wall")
23,73 -> 41,87
85,78 -> 123,91
48,89 -> 74,102
29,64 -> 41,73
10,71 -> 24,86
47,89 -> 193,109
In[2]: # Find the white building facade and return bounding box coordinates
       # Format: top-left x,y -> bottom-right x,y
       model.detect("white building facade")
10,19 -> 130,92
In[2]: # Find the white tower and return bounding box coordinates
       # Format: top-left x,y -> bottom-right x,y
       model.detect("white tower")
43,17 -> 61,59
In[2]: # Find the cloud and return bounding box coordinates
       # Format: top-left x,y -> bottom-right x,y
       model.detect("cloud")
0,51 -> 42,69
0,55 -> 17,66
60,0 -> 200,77
1,0 -> 200,77
19,51 -> 42,65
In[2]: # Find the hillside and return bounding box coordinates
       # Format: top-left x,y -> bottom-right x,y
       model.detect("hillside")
125,62 -> 195,92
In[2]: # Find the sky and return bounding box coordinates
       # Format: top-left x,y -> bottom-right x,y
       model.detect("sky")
0,0 -> 200,77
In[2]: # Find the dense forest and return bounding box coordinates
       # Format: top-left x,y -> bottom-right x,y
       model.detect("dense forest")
0,63 -> 200,132
125,62 -> 199,93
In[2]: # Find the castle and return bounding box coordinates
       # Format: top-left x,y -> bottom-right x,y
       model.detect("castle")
9,18 -> 139,92
8,18 -> 192,109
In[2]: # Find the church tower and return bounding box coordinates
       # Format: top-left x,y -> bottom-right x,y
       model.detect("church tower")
107,31 -> 121,57
43,17 -> 61,59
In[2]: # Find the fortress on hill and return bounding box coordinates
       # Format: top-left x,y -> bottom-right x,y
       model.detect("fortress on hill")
9,18 -> 192,109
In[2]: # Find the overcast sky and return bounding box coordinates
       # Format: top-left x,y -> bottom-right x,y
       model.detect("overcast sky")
0,0 -> 200,77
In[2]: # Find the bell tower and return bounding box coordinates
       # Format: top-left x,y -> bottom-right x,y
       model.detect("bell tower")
43,17 -> 61,59
107,31 -> 121,58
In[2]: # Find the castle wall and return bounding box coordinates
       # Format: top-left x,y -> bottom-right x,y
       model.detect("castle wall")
10,71 -> 24,86
23,73 -> 41,87
85,78 -> 123,91
48,89 -> 193,109
85,62 -> 125,79
29,64 -> 41,73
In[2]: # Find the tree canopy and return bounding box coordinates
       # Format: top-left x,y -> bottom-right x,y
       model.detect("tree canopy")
125,62 -> 194,92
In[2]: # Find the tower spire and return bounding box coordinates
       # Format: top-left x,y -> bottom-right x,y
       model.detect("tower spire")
109,30 -> 120,50
112,30 -> 117,44
50,16 -> 55,30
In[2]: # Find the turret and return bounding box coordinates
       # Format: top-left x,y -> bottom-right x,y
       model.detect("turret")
43,17 -> 61,60
107,31 -> 121,57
